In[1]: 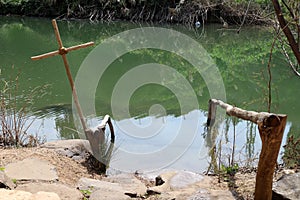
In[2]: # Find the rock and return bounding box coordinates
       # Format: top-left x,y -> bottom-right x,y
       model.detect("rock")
89,189 -> 129,200
0,171 -> 15,189
155,175 -> 165,186
146,170 -> 204,193
5,158 -> 58,181
143,170 -> 235,200
78,174 -> 147,200
77,177 -> 123,192
41,139 -> 92,162
0,188 -> 61,200
169,170 -> 204,189
17,182 -> 83,200
78,178 -> 127,200
272,172 -> 300,200
104,173 -> 147,195
188,189 -> 235,200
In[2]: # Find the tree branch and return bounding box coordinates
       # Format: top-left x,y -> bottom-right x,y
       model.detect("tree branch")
272,0 -> 300,65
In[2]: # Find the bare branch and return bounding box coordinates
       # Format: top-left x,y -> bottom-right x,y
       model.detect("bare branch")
272,0 -> 300,65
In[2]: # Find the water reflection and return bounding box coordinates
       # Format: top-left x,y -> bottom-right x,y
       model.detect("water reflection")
33,104 -> 78,141
30,104 -> 291,173
1,16 -> 298,173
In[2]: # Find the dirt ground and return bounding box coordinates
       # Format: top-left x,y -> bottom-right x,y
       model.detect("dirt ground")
0,147 -> 261,199
0,147 -> 103,186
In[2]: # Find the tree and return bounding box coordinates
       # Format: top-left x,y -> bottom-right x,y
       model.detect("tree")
271,0 -> 300,76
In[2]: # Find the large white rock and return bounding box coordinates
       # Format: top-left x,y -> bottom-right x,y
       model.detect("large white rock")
78,174 -> 147,200
0,189 -> 61,200
273,172 -> 300,199
143,170 -> 235,200
5,158 -> 58,181
17,182 -> 83,200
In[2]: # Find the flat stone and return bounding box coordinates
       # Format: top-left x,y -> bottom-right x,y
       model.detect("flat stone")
0,171 -> 15,189
5,158 -> 58,181
78,175 -> 147,200
169,170 -> 204,189
89,189 -> 129,200
188,189 -> 235,200
77,177 -> 123,192
17,182 -> 82,200
105,173 -> 147,195
78,178 -> 127,200
143,170 -> 234,199
273,172 -> 300,200
0,188 -> 61,200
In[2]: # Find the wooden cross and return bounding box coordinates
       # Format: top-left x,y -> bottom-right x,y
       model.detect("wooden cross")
31,19 -> 92,133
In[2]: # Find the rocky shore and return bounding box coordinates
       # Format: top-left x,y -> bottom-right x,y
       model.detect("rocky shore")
0,139 -> 298,200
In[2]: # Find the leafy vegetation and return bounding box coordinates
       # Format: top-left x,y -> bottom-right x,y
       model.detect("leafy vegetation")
80,188 -> 92,200
282,135 -> 300,169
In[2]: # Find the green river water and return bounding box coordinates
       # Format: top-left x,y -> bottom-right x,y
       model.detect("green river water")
0,16 -> 299,173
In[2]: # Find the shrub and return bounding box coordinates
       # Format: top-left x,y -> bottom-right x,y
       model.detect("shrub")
0,68 -> 48,147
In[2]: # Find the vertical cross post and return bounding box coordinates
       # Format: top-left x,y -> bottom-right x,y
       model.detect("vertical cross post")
31,19 -> 93,135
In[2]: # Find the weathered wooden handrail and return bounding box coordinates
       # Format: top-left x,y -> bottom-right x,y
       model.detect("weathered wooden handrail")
207,99 -> 287,200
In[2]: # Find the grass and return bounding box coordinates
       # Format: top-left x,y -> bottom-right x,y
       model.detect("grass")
0,68 -> 48,147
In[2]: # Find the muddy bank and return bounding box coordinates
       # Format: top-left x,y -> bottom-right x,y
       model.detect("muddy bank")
0,0 -> 273,26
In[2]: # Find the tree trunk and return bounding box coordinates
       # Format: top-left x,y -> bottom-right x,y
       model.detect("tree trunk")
207,99 -> 287,200
271,0 -> 300,65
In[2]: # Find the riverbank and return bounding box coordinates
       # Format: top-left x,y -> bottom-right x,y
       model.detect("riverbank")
0,139 -> 298,199
0,140 -> 251,199
0,0 -> 273,26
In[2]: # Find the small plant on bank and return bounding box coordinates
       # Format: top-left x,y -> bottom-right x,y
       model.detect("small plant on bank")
221,163 -> 239,176
80,188 -> 92,200
0,68 -> 48,147
282,135 -> 300,169
11,178 -> 17,184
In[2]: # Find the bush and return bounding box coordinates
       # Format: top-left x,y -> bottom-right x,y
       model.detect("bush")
282,135 -> 300,169
0,69 -> 48,147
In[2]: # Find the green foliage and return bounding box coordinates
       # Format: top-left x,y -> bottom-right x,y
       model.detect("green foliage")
0,167 -> 5,171
221,163 -> 239,175
282,135 -> 300,169
80,188 -> 93,200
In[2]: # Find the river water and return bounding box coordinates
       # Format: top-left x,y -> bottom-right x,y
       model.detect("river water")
0,16 -> 299,173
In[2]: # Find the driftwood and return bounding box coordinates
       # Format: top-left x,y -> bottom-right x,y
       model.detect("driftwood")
31,19 -> 115,171
207,99 -> 287,200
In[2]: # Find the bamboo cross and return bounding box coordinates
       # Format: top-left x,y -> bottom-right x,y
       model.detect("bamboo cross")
31,20 -> 115,172
31,19 -> 93,133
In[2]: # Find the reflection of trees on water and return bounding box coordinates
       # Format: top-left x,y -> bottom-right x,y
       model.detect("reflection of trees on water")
246,121 -> 257,161
35,104 -> 79,139
204,117 -> 258,173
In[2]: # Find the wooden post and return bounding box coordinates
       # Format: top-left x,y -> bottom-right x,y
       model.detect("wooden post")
31,19 -> 115,146
207,99 -> 287,200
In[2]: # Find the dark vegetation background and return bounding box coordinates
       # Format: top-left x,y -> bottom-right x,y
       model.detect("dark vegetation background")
0,0 -> 272,25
